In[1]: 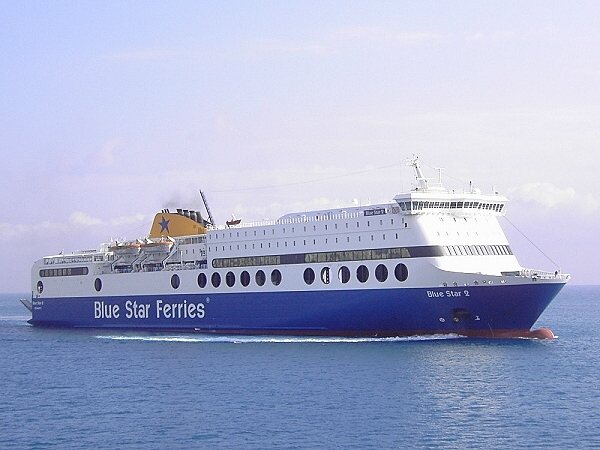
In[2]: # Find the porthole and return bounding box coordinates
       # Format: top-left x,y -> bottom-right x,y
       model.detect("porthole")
395,263 -> 408,282
256,270 -> 266,286
303,267 -> 315,285
320,267 -> 330,284
211,272 -> 221,288
94,278 -> 102,292
241,271 -> 250,287
338,266 -> 350,284
226,271 -> 235,287
357,265 -> 369,283
197,273 -> 207,288
375,264 -> 388,282
271,269 -> 282,286
171,274 -> 180,289
36,280 -> 43,294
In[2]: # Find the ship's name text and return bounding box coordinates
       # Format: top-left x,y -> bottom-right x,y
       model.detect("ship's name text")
94,300 -> 205,320
427,289 -> 470,298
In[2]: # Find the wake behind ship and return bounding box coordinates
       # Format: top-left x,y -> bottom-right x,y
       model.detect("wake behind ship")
26,159 -> 569,338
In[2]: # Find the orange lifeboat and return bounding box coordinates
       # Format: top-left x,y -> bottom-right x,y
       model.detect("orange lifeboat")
108,241 -> 141,255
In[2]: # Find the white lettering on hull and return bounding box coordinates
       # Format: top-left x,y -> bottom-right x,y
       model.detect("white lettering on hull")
156,300 -> 205,319
94,300 -> 205,320
94,301 -> 120,319
427,289 -> 471,298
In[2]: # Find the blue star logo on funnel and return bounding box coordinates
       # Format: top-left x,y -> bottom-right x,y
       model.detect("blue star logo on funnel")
159,216 -> 170,233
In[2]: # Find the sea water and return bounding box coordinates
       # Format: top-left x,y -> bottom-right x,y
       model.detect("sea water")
0,286 -> 598,449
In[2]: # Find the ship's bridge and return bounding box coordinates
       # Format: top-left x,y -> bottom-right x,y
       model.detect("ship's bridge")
396,157 -> 508,216
393,192 -> 508,216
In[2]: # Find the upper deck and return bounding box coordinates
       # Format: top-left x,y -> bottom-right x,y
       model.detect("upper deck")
31,157 -> 570,298
393,157 -> 507,216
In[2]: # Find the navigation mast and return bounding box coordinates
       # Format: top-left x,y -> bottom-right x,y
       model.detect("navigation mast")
199,190 -> 215,226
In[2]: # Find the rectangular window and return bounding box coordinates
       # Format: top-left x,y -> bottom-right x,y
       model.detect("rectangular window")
40,266 -> 89,277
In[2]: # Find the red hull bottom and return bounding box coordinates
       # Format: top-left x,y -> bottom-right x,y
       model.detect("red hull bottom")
459,327 -> 555,340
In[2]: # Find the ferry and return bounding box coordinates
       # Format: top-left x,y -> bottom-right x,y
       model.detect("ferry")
24,158 -> 569,338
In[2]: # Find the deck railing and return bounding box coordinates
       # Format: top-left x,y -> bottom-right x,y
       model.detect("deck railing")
517,268 -> 570,281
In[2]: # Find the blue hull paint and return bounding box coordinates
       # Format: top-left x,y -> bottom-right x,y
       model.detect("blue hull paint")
30,283 -> 565,337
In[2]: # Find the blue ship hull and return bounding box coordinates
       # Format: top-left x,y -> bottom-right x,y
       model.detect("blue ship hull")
29,282 -> 565,338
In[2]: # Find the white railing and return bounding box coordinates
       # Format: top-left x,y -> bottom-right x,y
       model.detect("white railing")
44,255 -> 94,264
212,212 -> 361,230
518,268 -> 570,281
210,207 -> 405,231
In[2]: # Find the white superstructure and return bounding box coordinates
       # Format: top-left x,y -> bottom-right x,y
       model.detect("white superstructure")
32,158 -> 568,301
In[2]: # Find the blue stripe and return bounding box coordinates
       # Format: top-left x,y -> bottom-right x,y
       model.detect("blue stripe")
30,283 -> 565,336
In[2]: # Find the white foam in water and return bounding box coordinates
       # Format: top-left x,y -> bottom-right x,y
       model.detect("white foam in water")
95,333 -> 464,344
0,315 -> 31,321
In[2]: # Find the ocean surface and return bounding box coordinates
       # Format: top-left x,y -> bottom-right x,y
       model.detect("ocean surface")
0,286 -> 599,449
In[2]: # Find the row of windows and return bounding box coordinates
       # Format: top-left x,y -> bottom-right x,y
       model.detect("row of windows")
212,246 -> 443,269
43,255 -> 94,264
398,201 -> 504,212
303,263 -> 408,285
210,217 -> 401,240
210,229 -> 411,253
195,270 -> 281,288
178,236 -> 206,245
444,244 -> 512,256
165,263 -> 410,291
39,267 -> 89,277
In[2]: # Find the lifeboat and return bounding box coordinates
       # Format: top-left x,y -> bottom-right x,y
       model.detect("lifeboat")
140,237 -> 173,253
226,215 -> 242,227
108,241 -> 141,255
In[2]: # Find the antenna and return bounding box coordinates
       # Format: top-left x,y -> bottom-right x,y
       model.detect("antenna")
199,190 -> 215,226
406,156 -> 428,190
405,156 -> 445,191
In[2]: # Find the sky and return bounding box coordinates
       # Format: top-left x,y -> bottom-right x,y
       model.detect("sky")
1,0 -> 600,292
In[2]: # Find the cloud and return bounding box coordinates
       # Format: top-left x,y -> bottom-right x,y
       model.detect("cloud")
0,221 -> 68,240
247,26 -> 442,59
463,27 -> 555,43
249,38 -> 330,56
110,214 -> 147,226
70,211 -> 103,226
105,48 -> 188,62
334,26 -> 442,45
69,211 -> 148,227
509,182 -> 599,212
96,138 -> 123,166
0,213 -> 148,242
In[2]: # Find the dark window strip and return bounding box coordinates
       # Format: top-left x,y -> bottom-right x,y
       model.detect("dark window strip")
442,244 -> 512,257
39,267 -> 89,277
212,245 -> 444,269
